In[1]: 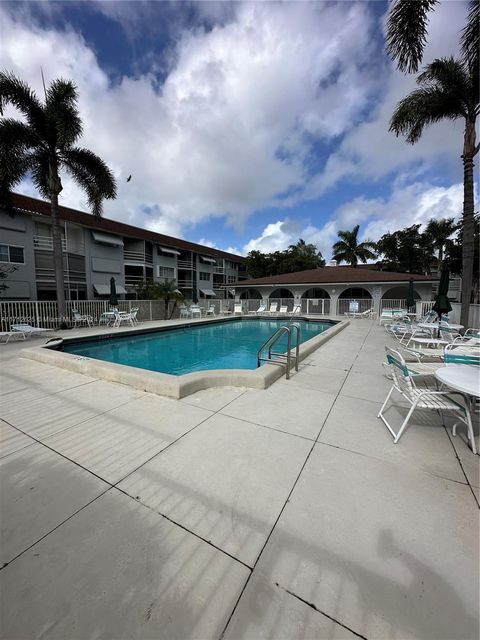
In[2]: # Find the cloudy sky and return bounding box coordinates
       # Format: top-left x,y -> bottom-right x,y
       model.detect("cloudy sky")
0,0 -> 469,257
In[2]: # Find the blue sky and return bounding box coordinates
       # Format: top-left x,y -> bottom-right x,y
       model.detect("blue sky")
0,1 -> 469,257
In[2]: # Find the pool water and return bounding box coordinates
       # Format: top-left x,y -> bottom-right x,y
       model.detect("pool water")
63,318 -> 335,376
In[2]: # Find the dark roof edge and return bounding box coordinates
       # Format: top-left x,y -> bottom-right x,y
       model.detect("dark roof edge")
235,278 -> 438,286
10,193 -> 245,263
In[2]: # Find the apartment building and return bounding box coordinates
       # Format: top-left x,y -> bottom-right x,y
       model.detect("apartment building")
0,194 -> 247,301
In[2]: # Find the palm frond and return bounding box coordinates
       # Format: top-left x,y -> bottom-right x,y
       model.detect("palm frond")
0,119 -> 40,151
61,147 -> 117,216
389,85 -> 465,143
460,0 -> 479,71
29,149 -> 51,199
0,71 -> 45,134
45,78 -> 82,148
386,0 -> 439,73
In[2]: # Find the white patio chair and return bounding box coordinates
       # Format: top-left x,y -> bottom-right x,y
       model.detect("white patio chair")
72,310 -> 93,327
113,310 -> 135,328
190,305 -> 202,318
179,304 -> 189,318
206,305 -> 216,316
234,303 -> 243,315
11,324 -> 52,338
378,346 -> 476,453
279,305 -> 288,314
290,305 -> 301,316
268,302 -> 278,315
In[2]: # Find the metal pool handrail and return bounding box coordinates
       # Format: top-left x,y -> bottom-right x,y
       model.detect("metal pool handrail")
257,323 -> 301,380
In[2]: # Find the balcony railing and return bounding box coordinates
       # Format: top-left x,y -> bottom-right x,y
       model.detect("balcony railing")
177,279 -> 193,289
33,235 -> 85,254
177,260 -> 193,270
123,250 -> 153,265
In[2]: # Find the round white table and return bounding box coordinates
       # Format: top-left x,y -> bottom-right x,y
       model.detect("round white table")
435,365 -> 480,397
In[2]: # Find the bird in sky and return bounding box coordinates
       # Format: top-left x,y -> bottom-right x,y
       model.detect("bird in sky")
126,174 -> 132,182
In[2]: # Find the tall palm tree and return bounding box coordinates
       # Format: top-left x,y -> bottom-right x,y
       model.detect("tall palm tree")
157,280 -> 185,319
332,224 -> 377,267
424,217 -> 458,269
0,72 -> 117,320
389,57 -> 478,326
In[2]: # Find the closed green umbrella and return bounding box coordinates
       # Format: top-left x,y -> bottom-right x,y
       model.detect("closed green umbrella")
109,277 -> 118,307
406,279 -> 416,310
433,266 -> 452,318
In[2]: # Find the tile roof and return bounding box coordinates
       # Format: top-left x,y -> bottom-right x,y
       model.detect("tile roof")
11,193 -> 245,263
235,266 -> 437,286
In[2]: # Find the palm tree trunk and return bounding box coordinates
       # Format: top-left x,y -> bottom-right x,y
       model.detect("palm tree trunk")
460,120 -> 476,328
50,192 -> 66,322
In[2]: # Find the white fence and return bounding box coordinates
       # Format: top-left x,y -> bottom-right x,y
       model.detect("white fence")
2,298 -> 479,331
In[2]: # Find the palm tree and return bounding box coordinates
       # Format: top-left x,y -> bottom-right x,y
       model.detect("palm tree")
157,280 -> 184,319
332,224 -> 377,267
389,57 -> 478,327
424,217 -> 458,269
0,72 -> 116,320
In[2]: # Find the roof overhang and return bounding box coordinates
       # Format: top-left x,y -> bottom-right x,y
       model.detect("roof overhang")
91,231 -> 124,247
200,288 -> 216,296
200,256 -> 216,264
94,283 -> 127,295
159,246 -> 181,256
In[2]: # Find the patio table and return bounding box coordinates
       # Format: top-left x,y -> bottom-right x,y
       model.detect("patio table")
435,365 -> 480,398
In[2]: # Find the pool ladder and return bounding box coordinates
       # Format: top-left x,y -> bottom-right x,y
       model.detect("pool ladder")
257,323 -> 301,380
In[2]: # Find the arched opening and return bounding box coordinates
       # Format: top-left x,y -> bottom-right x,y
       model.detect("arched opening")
381,286 -> 421,301
239,288 -> 262,300
381,285 -> 421,312
338,287 -> 372,315
301,288 -> 330,299
269,288 -> 294,299
339,287 -> 373,299
301,288 -> 331,314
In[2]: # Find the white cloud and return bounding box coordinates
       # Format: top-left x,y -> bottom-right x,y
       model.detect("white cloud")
0,1 -> 377,236
243,181 -> 465,259
305,0 -> 470,198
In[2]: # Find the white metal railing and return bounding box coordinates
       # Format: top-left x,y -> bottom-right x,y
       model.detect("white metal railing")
337,298 -> 374,316
178,260 -> 193,269
301,298 -> 331,315
33,235 -> 85,254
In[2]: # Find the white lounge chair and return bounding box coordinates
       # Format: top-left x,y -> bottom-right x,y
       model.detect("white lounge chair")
350,308 -> 376,319
234,303 -> 243,315
0,331 -> 26,344
248,304 -> 266,315
378,346 -> 476,453
267,303 -> 278,315
206,305 -> 216,316
11,324 -> 52,338
279,305 -> 288,314
72,310 -> 93,327
290,305 -> 301,316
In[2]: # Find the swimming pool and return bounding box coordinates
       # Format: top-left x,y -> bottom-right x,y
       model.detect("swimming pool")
62,318 -> 336,376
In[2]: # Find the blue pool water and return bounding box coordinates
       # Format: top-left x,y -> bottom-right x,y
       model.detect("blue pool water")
63,318 -> 335,376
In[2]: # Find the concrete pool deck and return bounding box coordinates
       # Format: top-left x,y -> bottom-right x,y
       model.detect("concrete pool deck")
0,318 -> 478,639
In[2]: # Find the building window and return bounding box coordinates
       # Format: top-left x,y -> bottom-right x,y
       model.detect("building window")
0,244 -> 24,264
227,275 -> 237,284
157,266 -> 175,279
199,271 -> 211,281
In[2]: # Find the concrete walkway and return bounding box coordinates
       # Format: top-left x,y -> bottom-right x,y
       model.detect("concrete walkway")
0,319 -> 478,639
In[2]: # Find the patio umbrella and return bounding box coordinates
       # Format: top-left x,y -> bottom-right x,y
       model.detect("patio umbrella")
406,279 -> 416,310
433,265 -> 452,318
109,277 -> 118,307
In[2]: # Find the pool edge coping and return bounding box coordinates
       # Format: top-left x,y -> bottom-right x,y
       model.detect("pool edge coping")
20,318 -> 349,399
